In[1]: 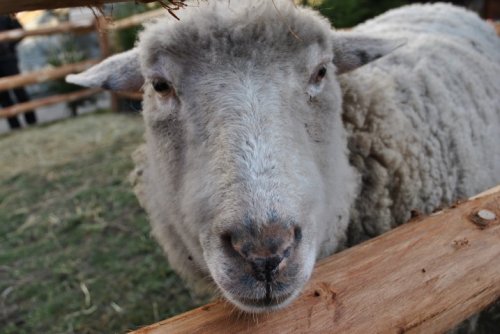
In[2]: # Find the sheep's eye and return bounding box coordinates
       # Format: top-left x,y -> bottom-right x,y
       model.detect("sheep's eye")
318,66 -> 327,78
152,79 -> 172,95
312,66 -> 327,84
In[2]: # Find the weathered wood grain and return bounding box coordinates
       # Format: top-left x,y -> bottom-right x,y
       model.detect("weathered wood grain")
130,185 -> 500,334
0,60 -> 98,91
109,7 -> 164,30
0,88 -> 101,118
0,0 -> 156,14
0,21 -> 94,43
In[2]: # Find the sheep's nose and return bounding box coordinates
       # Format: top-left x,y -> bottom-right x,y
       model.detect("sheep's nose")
248,255 -> 284,282
225,224 -> 301,282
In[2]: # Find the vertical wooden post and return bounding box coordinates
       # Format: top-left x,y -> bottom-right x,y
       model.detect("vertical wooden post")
96,15 -> 119,112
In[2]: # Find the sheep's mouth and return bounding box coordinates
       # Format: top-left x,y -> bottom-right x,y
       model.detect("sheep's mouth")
230,289 -> 299,312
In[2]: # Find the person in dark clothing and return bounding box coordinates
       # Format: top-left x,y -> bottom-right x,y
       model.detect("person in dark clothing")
0,15 -> 37,129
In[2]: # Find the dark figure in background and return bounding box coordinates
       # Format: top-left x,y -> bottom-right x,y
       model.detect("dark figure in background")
0,15 -> 37,129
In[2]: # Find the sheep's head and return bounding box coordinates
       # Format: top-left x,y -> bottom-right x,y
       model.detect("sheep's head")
67,0 -> 399,313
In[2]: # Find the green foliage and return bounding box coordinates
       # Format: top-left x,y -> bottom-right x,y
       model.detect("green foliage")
301,0 -> 409,28
111,3 -> 160,52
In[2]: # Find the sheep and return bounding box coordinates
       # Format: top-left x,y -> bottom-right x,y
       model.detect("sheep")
66,0 -> 500,317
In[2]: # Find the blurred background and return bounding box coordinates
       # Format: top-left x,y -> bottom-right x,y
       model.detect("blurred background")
302,0 -> 497,28
0,1 -> 499,333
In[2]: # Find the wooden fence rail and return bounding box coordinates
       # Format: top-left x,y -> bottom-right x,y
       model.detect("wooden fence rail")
130,185 -> 500,334
0,88 -> 101,118
0,59 -> 99,91
0,0 -> 156,14
108,8 -> 165,30
0,8 -> 165,120
0,21 -> 95,43
0,8 -> 165,43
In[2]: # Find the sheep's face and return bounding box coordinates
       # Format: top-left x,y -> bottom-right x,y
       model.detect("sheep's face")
144,47 -> 348,312
67,0 -> 399,314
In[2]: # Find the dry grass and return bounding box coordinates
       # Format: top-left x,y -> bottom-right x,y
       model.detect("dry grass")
0,112 -> 201,334
0,113 -> 143,179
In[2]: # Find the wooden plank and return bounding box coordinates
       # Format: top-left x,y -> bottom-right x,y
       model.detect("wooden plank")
0,8 -> 166,43
0,88 -> 101,118
0,8 -> 170,42
108,8 -> 165,30
0,0 -> 156,14
0,21 -> 94,43
131,185 -> 500,334
0,59 -> 99,91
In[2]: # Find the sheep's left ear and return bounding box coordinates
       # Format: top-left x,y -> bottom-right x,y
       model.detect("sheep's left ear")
66,48 -> 144,91
332,32 -> 405,74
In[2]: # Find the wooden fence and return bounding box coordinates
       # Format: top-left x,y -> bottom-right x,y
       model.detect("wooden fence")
0,7 -> 164,122
0,0 -> 157,14
131,185 -> 500,334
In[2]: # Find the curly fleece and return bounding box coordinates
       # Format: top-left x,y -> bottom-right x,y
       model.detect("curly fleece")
341,3 -> 500,244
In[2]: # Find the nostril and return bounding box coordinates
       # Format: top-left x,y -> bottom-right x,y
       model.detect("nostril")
294,226 -> 302,243
221,232 -> 239,257
265,256 -> 283,273
221,231 -> 254,259
251,255 -> 284,282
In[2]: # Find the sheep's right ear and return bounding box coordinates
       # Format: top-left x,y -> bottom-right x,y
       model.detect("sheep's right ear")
66,48 -> 144,91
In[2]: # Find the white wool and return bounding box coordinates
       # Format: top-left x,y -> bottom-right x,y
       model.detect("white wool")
342,3 -> 500,243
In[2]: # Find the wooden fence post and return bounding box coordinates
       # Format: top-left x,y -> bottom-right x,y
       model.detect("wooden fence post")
96,15 -> 119,113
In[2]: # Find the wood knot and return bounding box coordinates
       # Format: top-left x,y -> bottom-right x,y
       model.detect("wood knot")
452,238 -> 470,249
470,209 -> 497,228
313,282 -> 337,303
